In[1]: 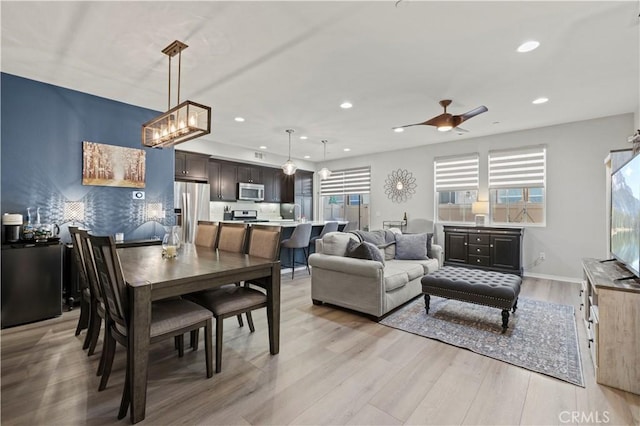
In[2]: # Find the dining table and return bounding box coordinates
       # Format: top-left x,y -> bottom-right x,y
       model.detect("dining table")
117,243 -> 281,424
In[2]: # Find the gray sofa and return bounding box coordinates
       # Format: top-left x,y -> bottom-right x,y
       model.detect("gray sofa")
308,231 -> 442,319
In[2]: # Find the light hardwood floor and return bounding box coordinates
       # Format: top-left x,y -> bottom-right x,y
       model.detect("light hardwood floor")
2,275 -> 639,425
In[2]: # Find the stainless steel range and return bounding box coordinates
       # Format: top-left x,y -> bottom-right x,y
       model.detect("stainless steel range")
230,210 -> 269,223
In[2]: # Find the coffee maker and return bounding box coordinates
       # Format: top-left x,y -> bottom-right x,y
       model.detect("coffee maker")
2,213 -> 23,243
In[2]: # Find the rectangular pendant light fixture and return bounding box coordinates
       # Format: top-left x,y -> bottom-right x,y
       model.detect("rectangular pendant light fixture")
142,40 -> 211,149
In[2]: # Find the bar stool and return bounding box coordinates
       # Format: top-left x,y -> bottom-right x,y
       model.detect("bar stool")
309,221 -> 339,252
281,222 -> 312,279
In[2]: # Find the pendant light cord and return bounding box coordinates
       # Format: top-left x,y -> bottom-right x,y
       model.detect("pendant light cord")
286,129 -> 294,160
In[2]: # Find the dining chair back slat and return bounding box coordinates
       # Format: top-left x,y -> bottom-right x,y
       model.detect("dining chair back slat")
69,226 -> 89,290
89,235 -> 128,332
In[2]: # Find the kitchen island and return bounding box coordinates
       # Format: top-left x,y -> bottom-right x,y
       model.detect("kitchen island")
243,221 -> 349,270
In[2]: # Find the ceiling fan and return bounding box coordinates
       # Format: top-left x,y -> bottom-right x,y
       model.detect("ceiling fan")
394,99 -> 488,133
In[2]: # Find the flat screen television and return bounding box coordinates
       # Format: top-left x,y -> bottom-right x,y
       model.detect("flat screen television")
610,153 -> 640,277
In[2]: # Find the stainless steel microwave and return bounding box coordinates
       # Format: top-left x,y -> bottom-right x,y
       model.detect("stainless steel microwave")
237,182 -> 264,201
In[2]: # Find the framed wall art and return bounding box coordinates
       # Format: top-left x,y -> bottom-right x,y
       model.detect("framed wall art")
82,141 -> 146,188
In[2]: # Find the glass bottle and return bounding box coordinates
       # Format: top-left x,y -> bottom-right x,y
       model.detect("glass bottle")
162,225 -> 181,258
22,207 -> 34,240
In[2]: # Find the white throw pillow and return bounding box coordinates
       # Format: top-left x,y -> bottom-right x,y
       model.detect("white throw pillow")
322,232 -> 357,256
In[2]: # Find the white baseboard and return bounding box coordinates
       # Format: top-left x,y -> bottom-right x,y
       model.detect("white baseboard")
523,271 -> 581,284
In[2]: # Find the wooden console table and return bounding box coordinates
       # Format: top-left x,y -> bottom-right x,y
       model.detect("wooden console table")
443,225 -> 523,275
581,258 -> 640,395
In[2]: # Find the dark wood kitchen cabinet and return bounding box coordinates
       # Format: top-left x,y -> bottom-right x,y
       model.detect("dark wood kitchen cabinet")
295,170 -> 313,196
175,151 -> 209,182
443,225 -> 523,275
295,171 -> 314,220
237,165 -> 263,184
209,159 -> 237,201
262,167 -> 284,203
280,173 -> 295,204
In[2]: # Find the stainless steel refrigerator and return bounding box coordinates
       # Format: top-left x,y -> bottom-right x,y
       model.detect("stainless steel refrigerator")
174,182 -> 211,244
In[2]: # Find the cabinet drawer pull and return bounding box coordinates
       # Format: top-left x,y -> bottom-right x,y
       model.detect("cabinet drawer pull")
476,259 -> 481,263
464,242 -> 468,246
476,248 -> 481,252
588,338 -> 594,348
476,238 -> 481,241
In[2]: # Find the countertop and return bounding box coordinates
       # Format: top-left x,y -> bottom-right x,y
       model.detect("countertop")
219,220 -> 347,228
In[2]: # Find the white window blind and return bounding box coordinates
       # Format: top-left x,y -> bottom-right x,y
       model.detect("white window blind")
434,154 -> 479,192
489,146 -> 546,189
320,166 -> 371,196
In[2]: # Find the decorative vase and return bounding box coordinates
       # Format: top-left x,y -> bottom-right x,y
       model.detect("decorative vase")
162,226 -> 181,258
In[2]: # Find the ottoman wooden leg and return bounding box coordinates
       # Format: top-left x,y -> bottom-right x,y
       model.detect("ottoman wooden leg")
424,294 -> 431,314
512,298 -> 518,313
501,309 -> 510,332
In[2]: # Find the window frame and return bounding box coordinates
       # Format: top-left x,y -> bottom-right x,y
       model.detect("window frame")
488,146 -> 546,227
434,154 -> 479,225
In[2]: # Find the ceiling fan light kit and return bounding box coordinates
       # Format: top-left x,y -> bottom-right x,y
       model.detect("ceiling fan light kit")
142,40 -> 212,149
395,99 -> 488,133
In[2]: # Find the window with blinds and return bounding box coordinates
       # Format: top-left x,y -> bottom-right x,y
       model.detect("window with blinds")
319,166 -> 371,196
319,166 -> 371,230
434,154 -> 479,223
489,146 -> 546,225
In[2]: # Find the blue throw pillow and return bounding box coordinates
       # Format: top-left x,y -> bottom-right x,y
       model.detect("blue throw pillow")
346,239 -> 385,265
395,233 -> 432,260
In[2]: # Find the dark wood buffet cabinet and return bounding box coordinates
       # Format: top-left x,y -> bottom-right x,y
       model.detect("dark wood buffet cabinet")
443,225 -> 523,275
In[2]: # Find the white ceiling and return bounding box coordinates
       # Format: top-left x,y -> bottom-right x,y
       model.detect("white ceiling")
2,1 -> 639,162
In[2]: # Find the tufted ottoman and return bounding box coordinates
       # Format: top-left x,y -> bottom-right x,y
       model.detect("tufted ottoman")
420,266 -> 522,332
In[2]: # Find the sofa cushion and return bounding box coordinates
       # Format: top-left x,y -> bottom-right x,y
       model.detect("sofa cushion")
322,232 -> 357,256
391,258 -> 439,275
383,266 -> 410,292
395,233 -> 429,260
386,260 -> 426,281
346,239 -> 385,265
383,242 -> 396,260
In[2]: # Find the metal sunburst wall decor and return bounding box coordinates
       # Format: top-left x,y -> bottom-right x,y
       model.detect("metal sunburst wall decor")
384,168 -> 417,203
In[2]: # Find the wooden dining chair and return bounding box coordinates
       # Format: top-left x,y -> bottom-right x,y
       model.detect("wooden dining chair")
188,225 -> 281,373
195,221 -> 218,248
88,235 -> 214,419
68,226 -> 91,344
76,229 -> 114,387
71,227 -> 107,359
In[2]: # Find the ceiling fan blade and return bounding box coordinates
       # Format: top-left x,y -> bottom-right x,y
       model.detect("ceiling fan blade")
394,119 -> 434,129
454,127 -> 469,133
424,113 -> 449,127
454,105 -> 488,125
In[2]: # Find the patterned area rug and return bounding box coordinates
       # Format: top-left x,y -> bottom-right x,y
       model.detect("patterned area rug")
380,296 -> 584,387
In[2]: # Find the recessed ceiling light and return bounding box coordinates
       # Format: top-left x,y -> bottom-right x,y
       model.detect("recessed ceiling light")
340,101 -> 353,109
299,136 -> 308,140
393,127 -> 404,133
532,97 -> 549,104
303,155 -> 311,159
343,148 -> 351,152
234,117 -> 245,122
517,40 -> 540,53
259,145 -> 267,150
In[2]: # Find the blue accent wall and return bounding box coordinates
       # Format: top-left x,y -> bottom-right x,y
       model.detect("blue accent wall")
1,73 -> 175,242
